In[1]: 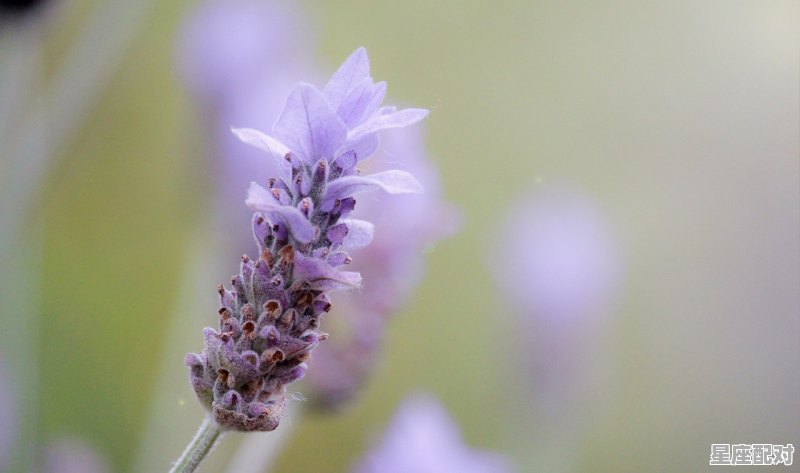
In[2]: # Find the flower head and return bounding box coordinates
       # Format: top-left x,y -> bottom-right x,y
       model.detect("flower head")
353,394 -> 514,473
494,184 -> 620,328
185,48 -> 428,431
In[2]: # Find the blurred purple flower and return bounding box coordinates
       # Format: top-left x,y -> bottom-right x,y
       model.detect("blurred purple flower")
43,439 -> 109,473
176,0 -> 312,104
185,48 -> 428,432
176,0 -> 316,252
0,358 -> 17,472
306,124 -> 459,408
490,184 -> 622,413
353,394 -> 514,473
495,184 -> 620,327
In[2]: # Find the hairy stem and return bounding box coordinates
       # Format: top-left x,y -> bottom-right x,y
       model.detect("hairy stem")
169,417 -> 224,473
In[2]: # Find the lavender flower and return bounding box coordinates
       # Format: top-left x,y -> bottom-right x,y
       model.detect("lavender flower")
176,0 -> 311,105
490,184 -> 621,414
306,124 -> 459,408
185,48 -> 428,432
495,185 -> 620,327
353,394 -> 514,473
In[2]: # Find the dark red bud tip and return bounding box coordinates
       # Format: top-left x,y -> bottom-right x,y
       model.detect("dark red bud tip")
217,369 -> 229,383
265,300 -> 280,313
242,321 -> 255,334
272,350 -> 285,362
262,348 -> 284,363
241,255 -> 250,263
278,245 -> 294,260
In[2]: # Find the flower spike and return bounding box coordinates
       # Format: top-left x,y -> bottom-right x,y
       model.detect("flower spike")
186,48 -> 427,432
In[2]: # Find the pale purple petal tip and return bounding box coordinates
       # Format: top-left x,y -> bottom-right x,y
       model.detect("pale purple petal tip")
340,219 -> 375,249
231,127 -> 292,178
273,83 -> 348,164
323,47 -> 371,108
348,108 -> 429,143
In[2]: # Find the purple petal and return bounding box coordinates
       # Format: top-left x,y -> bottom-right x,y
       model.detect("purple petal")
347,134 -> 380,162
324,170 -> 425,204
231,127 -> 292,179
246,182 -> 315,243
340,219 -> 374,249
360,81 -> 387,125
293,253 -> 362,290
338,79 -> 388,129
273,83 -> 347,163
326,222 -> 349,246
322,47 -> 370,109
347,108 -> 429,143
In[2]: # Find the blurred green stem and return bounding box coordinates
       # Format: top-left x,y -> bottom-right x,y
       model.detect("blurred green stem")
169,417 -> 224,473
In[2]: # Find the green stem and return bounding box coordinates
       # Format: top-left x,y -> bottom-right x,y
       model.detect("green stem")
169,417 -> 224,473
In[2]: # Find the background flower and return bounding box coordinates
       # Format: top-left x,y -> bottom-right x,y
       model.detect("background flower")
353,394 -> 514,473
489,184 -> 622,471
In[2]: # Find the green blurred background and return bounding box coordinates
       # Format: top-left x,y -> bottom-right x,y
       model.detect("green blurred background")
1,0 -> 798,472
